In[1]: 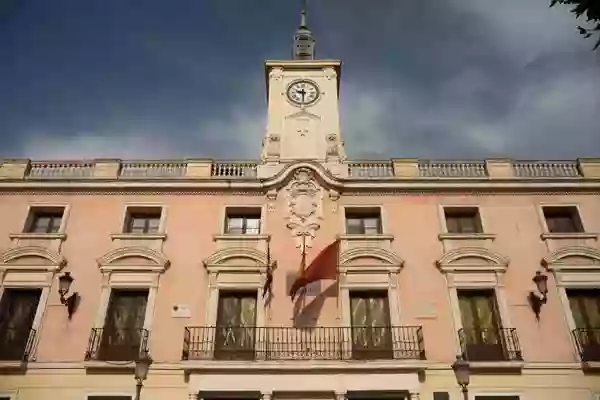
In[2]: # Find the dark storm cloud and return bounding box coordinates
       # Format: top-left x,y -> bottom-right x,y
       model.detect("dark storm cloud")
0,0 -> 598,160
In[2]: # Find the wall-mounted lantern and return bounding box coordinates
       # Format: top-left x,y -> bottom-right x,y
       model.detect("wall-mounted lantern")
528,271 -> 549,319
58,272 -> 80,318
452,355 -> 470,400
134,352 -> 153,400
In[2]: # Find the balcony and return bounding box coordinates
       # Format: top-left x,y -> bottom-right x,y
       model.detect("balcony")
0,328 -> 36,362
182,326 -> 425,362
85,328 -> 149,362
458,328 -> 522,363
573,328 -> 600,363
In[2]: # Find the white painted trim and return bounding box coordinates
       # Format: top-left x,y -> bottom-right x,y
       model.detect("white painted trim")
438,204 -> 486,234
220,204 -> 267,234
536,202 -> 585,233
120,202 -> 167,234
22,202 -> 71,234
85,392 -> 134,400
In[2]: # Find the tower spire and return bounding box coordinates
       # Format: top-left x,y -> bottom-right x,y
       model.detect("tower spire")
293,0 -> 315,60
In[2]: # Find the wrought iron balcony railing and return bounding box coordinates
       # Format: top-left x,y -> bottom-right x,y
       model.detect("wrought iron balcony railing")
573,328 -> 600,362
182,326 -> 425,361
85,328 -> 150,362
0,328 -> 36,361
458,328 -> 522,362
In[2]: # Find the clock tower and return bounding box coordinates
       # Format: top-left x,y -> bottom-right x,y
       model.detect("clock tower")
259,1 -> 346,176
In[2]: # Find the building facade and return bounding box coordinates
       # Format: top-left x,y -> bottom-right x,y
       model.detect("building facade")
1,9 -> 600,400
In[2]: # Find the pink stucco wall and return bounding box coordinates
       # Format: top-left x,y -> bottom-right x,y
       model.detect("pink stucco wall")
0,191 -> 598,364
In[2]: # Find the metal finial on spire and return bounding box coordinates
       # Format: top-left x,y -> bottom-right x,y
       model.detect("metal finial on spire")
293,0 -> 315,60
300,0 -> 307,28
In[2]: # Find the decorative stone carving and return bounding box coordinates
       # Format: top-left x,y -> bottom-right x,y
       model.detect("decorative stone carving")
269,67 -> 284,80
266,134 -> 281,158
324,67 -> 337,81
326,134 -> 339,157
329,189 -> 340,212
266,189 -> 278,212
285,168 -> 323,247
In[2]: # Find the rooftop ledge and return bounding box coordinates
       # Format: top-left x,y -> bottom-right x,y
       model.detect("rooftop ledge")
0,158 -> 599,182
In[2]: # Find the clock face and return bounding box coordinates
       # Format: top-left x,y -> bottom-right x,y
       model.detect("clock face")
287,80 -> 319,106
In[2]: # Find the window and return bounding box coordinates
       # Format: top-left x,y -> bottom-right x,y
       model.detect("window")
0,288 -> 42,360
96,290 -> 149,361
225,208 -> 261,235
458,289 -> 505,361
124,207 -> 162,234
345,208 -> 382,235
542,206 -> 584,233
444,207 -> 483,234
24,207 -> 65,233
214,291 -> 257,360
349,291 -> 392,359
567,289 -> 600,361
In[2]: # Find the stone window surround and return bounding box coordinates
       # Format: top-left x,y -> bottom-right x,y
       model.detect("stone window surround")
338,247 -> 404,328
111,203 -> 168,239
203,247 -> 269,328
339,204 -> 388,235
10,202 -> 71,240
92,247 -> 170,332
536,202 -> 597,240
0,245 -> 66,362
436,247 -> 512,357
437,204 -> 496,240
542,245 -> 600,362
219,204 -> 268,235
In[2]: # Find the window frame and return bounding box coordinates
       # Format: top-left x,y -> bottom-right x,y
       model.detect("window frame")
470,392 -> 522,400
537,203 -> 585,234
221,205 -> 266,235
439,205 -> 487,235
443,206 -> 484,234
121,205 -> 165,235
342,205 -> 385,235
22,203 -> 70,235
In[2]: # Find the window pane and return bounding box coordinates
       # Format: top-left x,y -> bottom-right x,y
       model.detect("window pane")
32,216 -> 51,233
363,218 -> 381,234
48,217 -> 62,233
226,217 -> 244,234
244,218 -> 261,234
346,218 -> 363,234
446,217 -> 460,233
147,218 -> 160,233
459,217 -> 476,233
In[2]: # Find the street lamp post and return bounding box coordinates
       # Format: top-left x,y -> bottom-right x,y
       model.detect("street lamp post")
134,353 -> 153,400
452,355 -> 470,400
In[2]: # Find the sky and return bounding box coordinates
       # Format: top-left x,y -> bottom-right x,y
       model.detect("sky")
1,0 -> 599,161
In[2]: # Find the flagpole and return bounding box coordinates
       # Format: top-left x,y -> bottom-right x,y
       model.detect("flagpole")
300,234 -> 307,308
336,238 -> 341,324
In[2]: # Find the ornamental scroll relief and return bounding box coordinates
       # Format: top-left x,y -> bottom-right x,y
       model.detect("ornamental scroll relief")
285,168 -> 324,248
